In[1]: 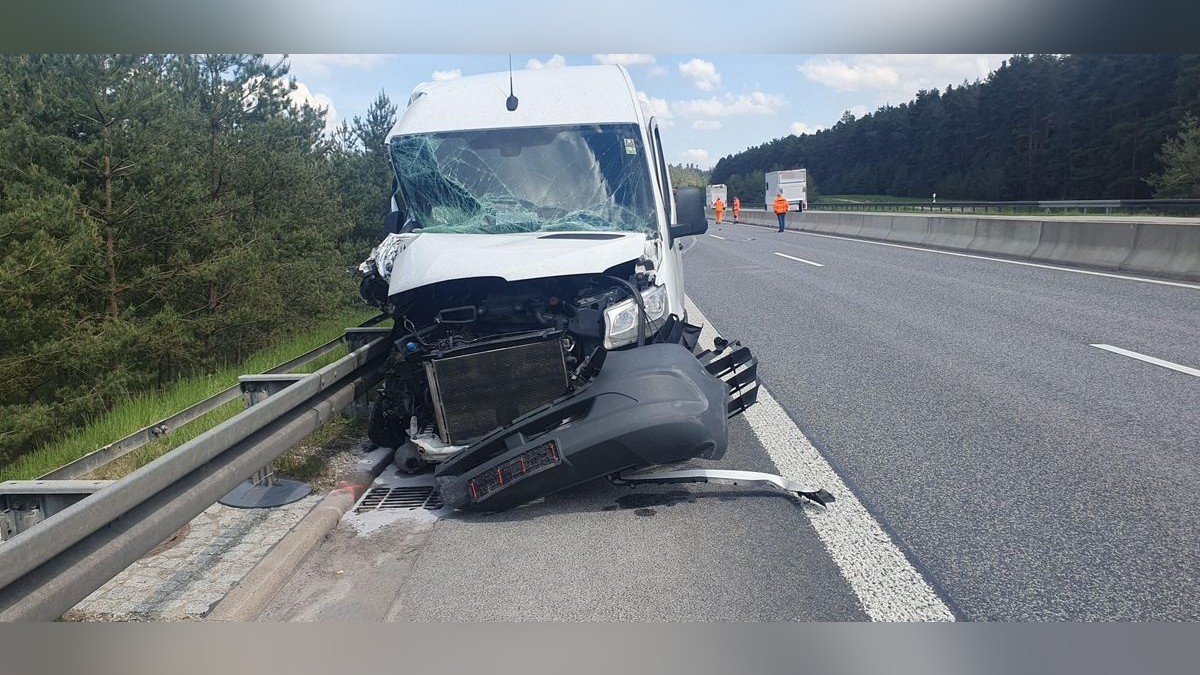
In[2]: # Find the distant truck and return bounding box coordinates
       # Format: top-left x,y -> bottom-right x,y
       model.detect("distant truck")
765,169 -> 806,211
705,184 -> 727,208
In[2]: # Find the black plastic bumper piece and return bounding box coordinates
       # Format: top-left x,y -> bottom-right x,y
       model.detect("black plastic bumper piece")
434,343 -> 729,512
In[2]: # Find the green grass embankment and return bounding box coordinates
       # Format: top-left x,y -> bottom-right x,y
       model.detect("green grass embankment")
1,309 -> 383,481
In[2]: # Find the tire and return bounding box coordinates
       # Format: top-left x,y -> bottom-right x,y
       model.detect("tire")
368,400 -> 408,449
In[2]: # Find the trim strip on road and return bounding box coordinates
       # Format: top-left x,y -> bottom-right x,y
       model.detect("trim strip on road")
686,297 -> 955,622
1089,344 -> 1200,378
767,228 -> 1200,290
773,251 -> 824,267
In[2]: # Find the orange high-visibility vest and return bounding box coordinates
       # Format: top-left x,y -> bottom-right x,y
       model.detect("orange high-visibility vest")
772,196 -> 789,214
714,199 -> 725,211
733,198 -> 740,211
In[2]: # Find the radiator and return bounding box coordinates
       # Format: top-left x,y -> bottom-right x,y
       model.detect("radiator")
424,336 -> 568,444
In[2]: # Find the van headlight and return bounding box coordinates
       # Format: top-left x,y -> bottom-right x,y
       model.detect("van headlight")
603,285 -> 668,349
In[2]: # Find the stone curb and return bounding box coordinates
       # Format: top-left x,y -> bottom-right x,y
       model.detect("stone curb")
207,446 -> 393,621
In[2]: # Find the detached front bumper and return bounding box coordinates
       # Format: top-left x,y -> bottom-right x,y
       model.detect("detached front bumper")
434,343 -> 732,511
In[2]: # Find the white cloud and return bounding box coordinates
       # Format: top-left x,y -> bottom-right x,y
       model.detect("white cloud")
275,54 -> 389,78
790,121 -> 824,135
285,79 -> 338,134
526,54 -> 567,69
649,65 -> 668,77
798,58 -> 898,92
848,105 -> 869,118
637,91 -> 673,127
692,120 -> 722,131
798,54 -> 1010,104
431,69 -> 462,81
681,148 -> 711,165
679,58 -> 722,92
672,91 -> 786,118
593,54 -> 656,66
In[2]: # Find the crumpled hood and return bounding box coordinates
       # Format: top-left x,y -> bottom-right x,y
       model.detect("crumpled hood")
370,231 -> 651,296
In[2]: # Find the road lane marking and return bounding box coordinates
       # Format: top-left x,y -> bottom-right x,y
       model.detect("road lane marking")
686,297 -> 956,622
1089,344 -> 1200,378
768,229 -> 1200,290
773,252 -> 824,267
707,234 -> 727,240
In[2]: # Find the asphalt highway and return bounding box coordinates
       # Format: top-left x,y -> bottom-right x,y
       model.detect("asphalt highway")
685,220 -> 1200,620
263,220 -> 1198,621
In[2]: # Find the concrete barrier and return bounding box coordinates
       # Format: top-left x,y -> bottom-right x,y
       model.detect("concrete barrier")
806,213 -> 843,234
1121,222 -> 1200,278
885,215 -> 929,244
1032,220 -> 1138,270
924,217 -> 978,250
712,209 -> 1198,280
820,213 -> 859,237
968,218 -> 1044,257
858,214 -> 893,240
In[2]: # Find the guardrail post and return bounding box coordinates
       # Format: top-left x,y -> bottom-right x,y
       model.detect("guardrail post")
343,327 -> 391,420
218,374 -> 311,509
0,480 -> 113,541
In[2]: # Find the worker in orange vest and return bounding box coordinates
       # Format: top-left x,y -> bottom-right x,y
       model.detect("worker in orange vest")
772,190 -> 789,232
732,196 -> 741,223
714,197 -> 725,224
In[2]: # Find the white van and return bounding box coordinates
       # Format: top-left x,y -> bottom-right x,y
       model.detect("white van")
354,65 -> 758,511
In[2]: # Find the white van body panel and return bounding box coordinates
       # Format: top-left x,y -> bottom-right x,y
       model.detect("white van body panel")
388,66 -> 643,138
383,232 -> 648,297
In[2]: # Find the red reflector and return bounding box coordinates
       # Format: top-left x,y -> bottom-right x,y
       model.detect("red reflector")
466,439 -> 563,503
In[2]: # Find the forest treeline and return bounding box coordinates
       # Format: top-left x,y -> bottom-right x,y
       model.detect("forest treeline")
0,54 -> 396,466
712,54 -> 1200,203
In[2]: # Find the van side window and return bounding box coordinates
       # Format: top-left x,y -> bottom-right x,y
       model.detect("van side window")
652,125 -> 672,224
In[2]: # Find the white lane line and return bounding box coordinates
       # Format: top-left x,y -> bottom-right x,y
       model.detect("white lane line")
685,297 -> 955,622
1089,344 -> 1200,378
773,251 -> 824,267
789,230 -> 1200,290
707,234 -> 727,240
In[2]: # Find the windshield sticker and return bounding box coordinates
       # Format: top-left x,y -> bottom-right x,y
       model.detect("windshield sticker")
624,138 -> 637,155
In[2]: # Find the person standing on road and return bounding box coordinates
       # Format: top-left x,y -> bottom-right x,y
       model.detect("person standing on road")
714,197 -> 725,225
772,190 -> 789,232
732,196 -> 740,223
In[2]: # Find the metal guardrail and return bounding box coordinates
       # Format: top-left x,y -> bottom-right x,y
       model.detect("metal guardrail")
37,314 -> 388,481
808,199 -> 1200,216
717,199 -> 1200,216
0,329 -> 391,621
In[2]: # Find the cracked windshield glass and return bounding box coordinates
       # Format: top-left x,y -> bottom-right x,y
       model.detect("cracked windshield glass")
389,123 -> 658,235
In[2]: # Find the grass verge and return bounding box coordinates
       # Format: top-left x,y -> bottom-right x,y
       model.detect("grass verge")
1,308 -> 382,481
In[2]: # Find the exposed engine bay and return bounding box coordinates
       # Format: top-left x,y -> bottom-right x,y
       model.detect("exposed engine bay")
360,249 -> 678,462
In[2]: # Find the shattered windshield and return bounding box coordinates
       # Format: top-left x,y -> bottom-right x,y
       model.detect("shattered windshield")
389,124 -> 658,235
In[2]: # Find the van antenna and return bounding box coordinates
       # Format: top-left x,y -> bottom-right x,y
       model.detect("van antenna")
506,55 -> 519,111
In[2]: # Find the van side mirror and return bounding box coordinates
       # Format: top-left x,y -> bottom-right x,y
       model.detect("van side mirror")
669,186 -> 708,240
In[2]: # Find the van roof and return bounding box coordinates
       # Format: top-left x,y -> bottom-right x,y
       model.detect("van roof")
385,65 -> 645,140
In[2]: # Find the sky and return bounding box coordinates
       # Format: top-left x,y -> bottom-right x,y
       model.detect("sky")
274,54 -> 1012,170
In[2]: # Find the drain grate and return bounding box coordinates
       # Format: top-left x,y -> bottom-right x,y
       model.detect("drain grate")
355,486 -> 443,513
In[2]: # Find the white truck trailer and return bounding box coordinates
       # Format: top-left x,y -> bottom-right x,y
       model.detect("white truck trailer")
705,184 -> 727,207
765,169 -> 806,211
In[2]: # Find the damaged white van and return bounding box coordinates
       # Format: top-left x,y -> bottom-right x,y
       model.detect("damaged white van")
354,65 -> 763,511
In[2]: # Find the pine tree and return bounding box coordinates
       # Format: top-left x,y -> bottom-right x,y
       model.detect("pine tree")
1146,114 -> 1200,198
